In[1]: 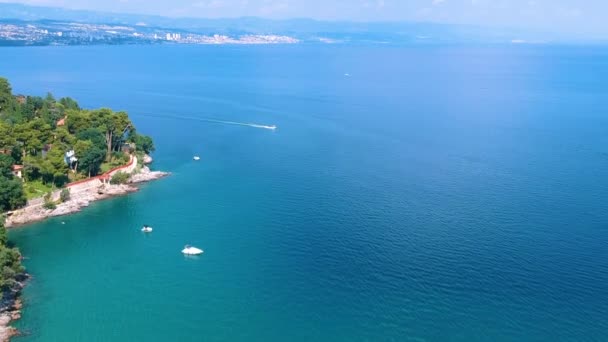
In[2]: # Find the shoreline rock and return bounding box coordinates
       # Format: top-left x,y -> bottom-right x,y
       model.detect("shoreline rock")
0,279 -> 28,342
142,154 -> 153,164
0,309 -> 19,342
129,166 -> 167,184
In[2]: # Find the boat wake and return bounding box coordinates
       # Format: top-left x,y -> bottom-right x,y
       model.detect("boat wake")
247,123 -> 277,130
136,112 -> 276,130
204,119 -> 277,130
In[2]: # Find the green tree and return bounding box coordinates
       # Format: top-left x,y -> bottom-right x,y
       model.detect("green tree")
0,122 -> 15,150
59,97 -> 80,111
20,102 -> 35,122
110,171 -> 130,185
73,140 -> 91,174
39,94 -> 64,127
0,220 -> 6,246
54,126 -> 74,146
44,92 -> 55,104
13,119 -> 52,157
76,128 -> 106,151
0,218 -> 25,294
59,188 -> 70,202
43,191 -> 56,210
0,176 -> 26,211
22,155 -> 42,182
10,146 -> 22,165
129,132 -> 155,154
0,154 -> 15,179
91,109 -> 132,161
39,148 -> 68,187
66,110 -> 91,135
110,111 -> 133,152
78,146 -> 105,177
0,78 -> 16,117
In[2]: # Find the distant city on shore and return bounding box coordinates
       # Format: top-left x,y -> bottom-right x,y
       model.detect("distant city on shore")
0,20 -> 300,46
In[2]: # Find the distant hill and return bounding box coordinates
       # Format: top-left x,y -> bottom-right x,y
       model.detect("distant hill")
0,2 -> 589,44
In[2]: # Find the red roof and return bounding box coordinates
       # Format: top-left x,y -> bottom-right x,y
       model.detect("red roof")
56,117 -> 66,126
12,165 -> 23,171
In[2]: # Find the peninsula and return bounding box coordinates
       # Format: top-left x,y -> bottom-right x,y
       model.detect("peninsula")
0,76 -> 167,340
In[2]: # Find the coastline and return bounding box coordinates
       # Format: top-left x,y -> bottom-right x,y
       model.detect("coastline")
5,157 -> 168,228
0,283 -> 26,342
0,155 -> 168,340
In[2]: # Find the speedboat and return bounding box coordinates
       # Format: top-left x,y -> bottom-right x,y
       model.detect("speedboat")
141,225 -> 153,233
182,245 -> 204,255
265,125 -> 277,130
193,156 -> 200,161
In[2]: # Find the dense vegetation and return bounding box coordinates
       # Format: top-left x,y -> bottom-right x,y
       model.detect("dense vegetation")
0,218 -> 25,298
0,77 -> 154,209
0,155 -> 26,211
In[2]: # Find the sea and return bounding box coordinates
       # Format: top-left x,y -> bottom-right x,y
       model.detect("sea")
2,44 -> 608,341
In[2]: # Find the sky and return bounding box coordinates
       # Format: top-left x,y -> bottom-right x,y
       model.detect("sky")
1,0 -> 606,36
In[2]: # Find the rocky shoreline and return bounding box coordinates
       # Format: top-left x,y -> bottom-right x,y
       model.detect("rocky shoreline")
5,164 -> 168,228
0,158 -> 168,340
0,278 -> 27,342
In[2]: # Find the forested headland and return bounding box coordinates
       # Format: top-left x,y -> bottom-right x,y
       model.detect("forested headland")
0,77 -> 155,212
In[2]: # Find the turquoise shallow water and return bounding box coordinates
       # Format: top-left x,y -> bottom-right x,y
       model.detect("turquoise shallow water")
2,44 -> 608,341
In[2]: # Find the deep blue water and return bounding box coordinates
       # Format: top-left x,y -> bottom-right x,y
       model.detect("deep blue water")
2,44 -> 608,341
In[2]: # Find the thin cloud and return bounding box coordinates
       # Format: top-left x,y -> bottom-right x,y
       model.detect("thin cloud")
193,0 -> 225,8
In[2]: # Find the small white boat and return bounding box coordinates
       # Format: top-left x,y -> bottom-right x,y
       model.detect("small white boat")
193,156 -> 201,161
182,245 -> 204,255
141,225 -> 153,233
266,125 -> 277,130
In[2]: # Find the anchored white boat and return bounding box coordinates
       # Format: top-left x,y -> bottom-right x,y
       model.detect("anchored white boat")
193,156 -> 201,161
141,225 -> 153,233
182,245 -> 204,255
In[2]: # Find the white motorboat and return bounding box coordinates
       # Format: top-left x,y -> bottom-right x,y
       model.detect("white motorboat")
182,245 -> 204,255
141,225 -> 153,233
193,156 -> 201,161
